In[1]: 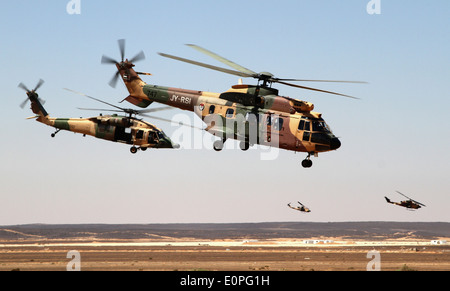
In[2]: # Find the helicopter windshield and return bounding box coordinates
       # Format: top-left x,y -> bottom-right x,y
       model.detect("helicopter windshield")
312,119 -> 331,133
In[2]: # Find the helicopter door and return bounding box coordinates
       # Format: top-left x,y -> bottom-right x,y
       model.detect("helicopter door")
114,126 -> 132,144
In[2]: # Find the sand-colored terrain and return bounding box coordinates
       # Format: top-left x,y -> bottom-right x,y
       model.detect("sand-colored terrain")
1,238 -> 449,271
1,222 -> 449,271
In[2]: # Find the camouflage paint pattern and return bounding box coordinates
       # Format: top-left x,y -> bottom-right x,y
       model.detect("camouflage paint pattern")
26,91 -> 178,151
115,62 -> 341,156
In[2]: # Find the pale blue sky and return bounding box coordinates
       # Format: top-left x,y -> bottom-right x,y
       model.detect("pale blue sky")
1,1 -> 449,225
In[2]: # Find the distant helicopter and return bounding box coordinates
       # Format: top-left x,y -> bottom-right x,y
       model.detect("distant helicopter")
19,80 -> 180,153
385,191 -> 426,210
287,201 -> 311,213
101,40 -> 366,167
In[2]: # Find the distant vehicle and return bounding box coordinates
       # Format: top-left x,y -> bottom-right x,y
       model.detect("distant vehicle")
385,191 -> 426,210
288,201 -> 311,213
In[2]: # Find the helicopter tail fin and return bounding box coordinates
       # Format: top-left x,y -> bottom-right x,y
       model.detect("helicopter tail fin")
384,197 -> 392,203
121,94 -> 154,108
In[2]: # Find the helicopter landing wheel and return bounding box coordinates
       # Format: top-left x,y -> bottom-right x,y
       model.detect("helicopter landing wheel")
213,140 -> 225,151
130,146 -> 138,154
301,159 -> 313,168
302,153 -> 313,168
51,129 -> 61,138
140,147 -> 147,151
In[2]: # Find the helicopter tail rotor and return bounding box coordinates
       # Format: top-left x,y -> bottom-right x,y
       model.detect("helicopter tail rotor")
18,79 -> 46,108
18,79 -> 48,117
101,39 -> 150,88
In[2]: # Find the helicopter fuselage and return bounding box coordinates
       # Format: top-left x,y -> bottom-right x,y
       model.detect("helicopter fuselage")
111,51 -> 342,166
42,114 -> 174,149
126,82 -> 341,157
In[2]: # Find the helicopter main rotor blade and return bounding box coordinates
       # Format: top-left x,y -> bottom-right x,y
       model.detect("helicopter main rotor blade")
138,106 -> 173,114
158,52 -> 253,78
277,81 -> 360,99
139,113 -> 204,130
396,191 -> 412,200
414,201 -> 426,207
396,191 -> 426,207
186,44 -> 257,76
276,78 -> 367,84
64,88 -> 125,111
77,108 -> 124,113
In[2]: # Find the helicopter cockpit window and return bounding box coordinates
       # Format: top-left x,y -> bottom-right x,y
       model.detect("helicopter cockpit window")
225,108 -> 234,118
312,119 -> 331,133
148,132 -> 156,144
157,131 -> 165,139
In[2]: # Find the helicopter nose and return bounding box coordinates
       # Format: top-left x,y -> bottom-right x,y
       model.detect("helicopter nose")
330,137 -> 341,150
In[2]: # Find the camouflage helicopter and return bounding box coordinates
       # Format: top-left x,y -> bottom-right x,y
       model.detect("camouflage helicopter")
385,191 -> 426,210
18,80 -> 179,153
102,40 -> 365,167
287,201 -> 311,213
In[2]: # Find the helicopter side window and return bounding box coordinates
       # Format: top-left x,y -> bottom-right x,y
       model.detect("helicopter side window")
303,131 -> 310,142
298,120 -> 305,131
273,117 -> 284,131
304,121 -> 310,131
209,105 -> 215,114
225,108 -> 234,118
136,130 -> 144,139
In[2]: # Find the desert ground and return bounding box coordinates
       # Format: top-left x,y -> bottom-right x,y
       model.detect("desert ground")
1,222 -> 449,271
1,239 -> 449,271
